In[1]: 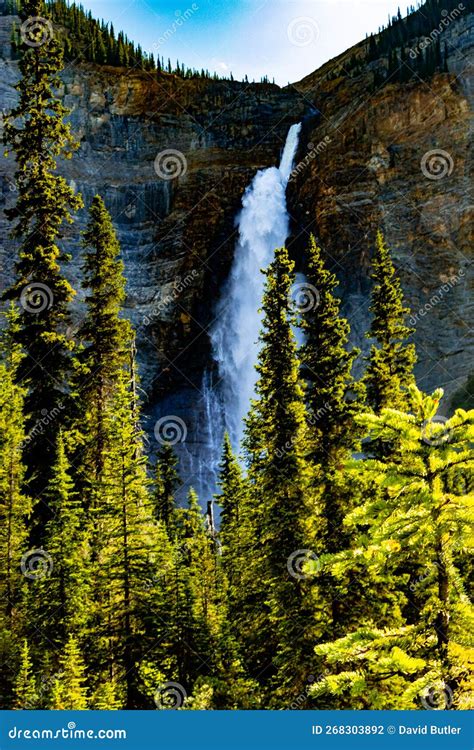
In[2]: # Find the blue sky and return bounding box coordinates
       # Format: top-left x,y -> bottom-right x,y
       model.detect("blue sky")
82,0 -> 404,84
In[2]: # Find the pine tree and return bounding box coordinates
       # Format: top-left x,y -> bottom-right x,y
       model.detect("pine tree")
74,195 -> 132,499
49,636 -> 88,709
168,489 -> 223,693
300,236 -> 361,462
13,640 -> 36,709
33,433 -> 89,656
364,231 -> 416,412
298,237 -> 370,644
3,0 -> 83,506
311,388 -> 474,709
153,443 -> 180,531
215,434 -> 247,622
0,305 -> 30,627
241,246 -> 315,704
89,679 -> 123,710
216,433 -> 246,552
89,367 -> 172,709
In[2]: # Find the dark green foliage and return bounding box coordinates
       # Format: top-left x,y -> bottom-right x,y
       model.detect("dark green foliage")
366,0 -> 464,86
300,235 -> 361,464
73,195 -> 132,500
241,247 -> 316,704
153,443 -> 180,531
364,231 -> 416,413
3,0 -> 83,508
0,0 -> 471,713
298,237 -> 368,648
6,0 -> 236,80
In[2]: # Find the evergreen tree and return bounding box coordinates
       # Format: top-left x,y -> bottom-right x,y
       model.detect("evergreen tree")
215,434 -> 247,624
49,636 -> 88,709
74,195 -> 132,498
241,246 -> 315,704
216,434 -> 245,549
364,231 -> 416,412
0,305 -> 29,627
299,236 -> 370,644
13,640 -> 36,709
300,235 -> 361,464
89,367 -> 172,709
3,0 -> 83,507
168,489 -> 223,694
311,388 -> 474,709
152,443 -> 180,531
34,433 -> 89,656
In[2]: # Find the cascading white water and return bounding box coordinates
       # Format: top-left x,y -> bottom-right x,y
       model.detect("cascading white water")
199,123 -> 302,493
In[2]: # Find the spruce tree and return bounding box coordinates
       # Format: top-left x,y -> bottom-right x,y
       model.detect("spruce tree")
300,237 -> 360,458
3,0 -> 83,504
215,434 -> 247,625
152,443 -> 180,531
217,433 -> 244,533
298,236 -> 371,645
0,305 -> 30,627
13,640 -> 36,709
74,195 -> 132,497
34,433 -> 89,656
364,231 -> 416,412
311,388 -> 474,709
49,636 -> 88,709
168,489 -> 223,694
241,246 -> 315,704
89,367 -> 172,709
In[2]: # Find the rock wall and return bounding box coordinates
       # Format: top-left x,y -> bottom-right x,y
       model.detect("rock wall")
0,13 -> 308,496
288,11 -> 473,405
1,10 -> 472,500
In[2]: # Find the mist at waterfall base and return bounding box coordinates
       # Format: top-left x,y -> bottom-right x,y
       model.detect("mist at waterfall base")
191,122 -> 302,505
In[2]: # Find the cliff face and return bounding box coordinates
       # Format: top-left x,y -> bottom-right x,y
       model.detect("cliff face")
0,13 -> 308,493
288,11 -> 473,402
0,10 -> 472,496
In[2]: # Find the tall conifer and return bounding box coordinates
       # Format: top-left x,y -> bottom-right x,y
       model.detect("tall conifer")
364,231 -> 416,412
0,305 -> 30,627
153,444 -> 180,531
49,636 -> 89,709
4,0 -> 83,503
74,195 -> 132,497
34,433 -> 89,656
299,236 -> 366,644
242,247 -> 315,704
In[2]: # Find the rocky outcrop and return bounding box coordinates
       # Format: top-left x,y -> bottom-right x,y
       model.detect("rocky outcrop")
0,9 -> 472,499
0,12 -> 308,497
288,10 -> 473,404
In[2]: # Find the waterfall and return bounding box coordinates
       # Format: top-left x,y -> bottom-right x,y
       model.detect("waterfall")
198,122 -> 302,498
